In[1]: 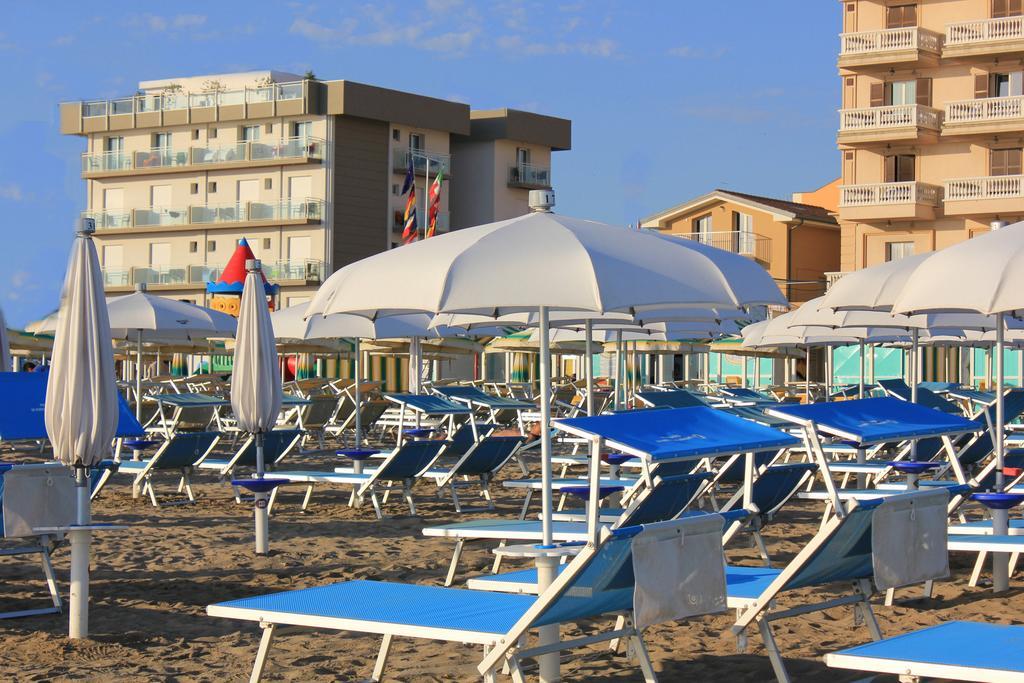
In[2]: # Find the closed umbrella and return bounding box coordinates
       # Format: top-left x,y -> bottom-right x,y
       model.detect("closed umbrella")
231,259 -> 283,555
44,219 -> 120,639
0,307 -> 9,373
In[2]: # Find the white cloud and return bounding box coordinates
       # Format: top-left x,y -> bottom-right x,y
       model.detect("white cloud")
290,13 -> 475,54
124,13 -> 209,33
172,14 -> 207,29
0,184 -> 23,201
426,0 -> 463,13
421,29 -> 478,54
500,36 -> 618,59
667,45 -> 727,59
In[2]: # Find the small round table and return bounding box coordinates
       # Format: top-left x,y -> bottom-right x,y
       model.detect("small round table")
888,461 -> 941,490
336,449 -> 380,476
971,492 -> 1024,510
123,439 -> 161,462
402,428 -> 436,440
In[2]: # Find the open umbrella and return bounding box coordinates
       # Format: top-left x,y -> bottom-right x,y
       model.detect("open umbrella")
44,219 -> 120,639
231,259 -> 283,555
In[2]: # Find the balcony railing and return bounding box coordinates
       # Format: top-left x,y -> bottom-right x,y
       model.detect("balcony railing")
676,230 -> 771,263
839,104 -> 941,131
82,137 -> 324,174
946,95 -> 1024,125
840,27 -> 942,56
392,149 -> 451,177
824,271 -> 846,291
840,182 -> 941,207
507,163 -> 552,189
945,175 -> 1024,202
946,16 -> 1024,46
80,81 -> 307,119
84,198 -> 324,230
103,259 -> 325,289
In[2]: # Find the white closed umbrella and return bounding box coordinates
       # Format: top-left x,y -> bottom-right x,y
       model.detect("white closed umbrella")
0,306 -> 10,372
307,209 -> 785,682
231,260 -> 283,555
893,221 -> 1024,593
44,220 -> 120,639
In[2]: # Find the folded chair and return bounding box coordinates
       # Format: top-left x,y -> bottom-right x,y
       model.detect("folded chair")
727,489 -> 950,683
102,431 -> 220,506
208,514 -> 729,683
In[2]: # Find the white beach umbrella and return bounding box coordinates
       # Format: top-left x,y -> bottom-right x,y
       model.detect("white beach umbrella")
231,260 -> 283,555
0,307 -> 10,372
44,220 -> 119,639
306,210 -> 784,681
821,253 -> 930,312
891,222 -> 1024,593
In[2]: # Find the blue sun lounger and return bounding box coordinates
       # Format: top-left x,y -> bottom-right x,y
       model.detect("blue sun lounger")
382,392 -> 474,446
634,389 -> 715,409
195,429 -> 304,480
433,386 -> 535,432
209,513 -> 729,682
435,435 -> 526,512
729,488 -> 951,682
877,378 -> 963,414
825,621 -> 1024,682
102,431 -> 221,506
718,386 -> 782,406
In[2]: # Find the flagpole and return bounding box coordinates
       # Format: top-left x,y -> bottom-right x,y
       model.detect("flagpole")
424,154 -> 429,240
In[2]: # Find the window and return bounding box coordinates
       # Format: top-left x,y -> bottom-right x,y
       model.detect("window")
516,147 -> 531,166
392,128 -> 400,141
189,241 -> 198,253
149,242 -> 171,267
991,148 -> 1023,176
886,242 -> 915,262
692,214 -> 712,244
237,179 -> 260,203
392,183 -> 400,196
192,129 -> 200,140
732,211 -> 754,254
103,136 -> 124,153
292,121 -> 312,139
190,182 -> 199,195
208,181 -> 218,193
152,132 -> 171,149
884,154 -> 916,183
264,123 -> 273,134
263,238 -> 272,249
150,184 -> 172,209
241,125 -> 260,142
886,4 -> 917,28
288,235 -> 312,261
209,127 -> 218,139
409,133 -> 424,150
887,80 -> 917,106
264,178 -> 273,190
993,0 -> 1024,18
207,240 -> 216,252
992,72 -> 1024,98
103,187 -> 124,209
102,245 -> 123,267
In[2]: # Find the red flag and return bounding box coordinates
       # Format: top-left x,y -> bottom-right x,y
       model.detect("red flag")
426,169 -> 443,238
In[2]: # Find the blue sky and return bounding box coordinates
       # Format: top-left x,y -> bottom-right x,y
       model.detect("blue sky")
0,1 -> 840,326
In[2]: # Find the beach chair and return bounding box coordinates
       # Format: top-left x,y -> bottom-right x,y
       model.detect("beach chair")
265,438 -> 448,518
103,431 -> 220,506
825,621 -> 1024,682
718,386 -> 781,406
195,429 -> 303,486
634,389 -> 715,409
434,385 -> 535,432
877,378 -> 962,414
291,395 -> 339,450
728,488 -> 950,682
208,513 -> 729,682
435,435 -> 525,512
146,393 -> 225,438
379,393 -> 474,445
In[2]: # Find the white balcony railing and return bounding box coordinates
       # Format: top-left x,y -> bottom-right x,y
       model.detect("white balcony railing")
946,16 -> 1024,46
103,260 -> 326,288
80,80 -> 307,119
945,175 -> 1024,201
675,230 -> 771,263
82,137 -> 324,174
392,149 -> 451,177
84,198 -> 324,230
840,182 -> 941,207
507,163 -> 552,188
839,104 -> 941,131
946,95 -> 1024,125
840,27 -> 942,55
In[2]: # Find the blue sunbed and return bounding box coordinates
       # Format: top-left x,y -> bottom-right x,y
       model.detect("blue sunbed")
635,389 -> 713,409
877,378 -> 962,414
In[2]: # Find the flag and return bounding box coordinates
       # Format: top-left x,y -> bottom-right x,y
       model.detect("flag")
426,169 -> 443,238
401,153 -> 415,195
402,184 -> 417,244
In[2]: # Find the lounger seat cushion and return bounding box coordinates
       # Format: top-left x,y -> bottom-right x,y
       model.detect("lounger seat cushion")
196,458 -> 232,470
115,461 -> 150,473
213,580 -> 534,635
263,471 -> 365,484
947,534 -> 1024,552
949,519 -> 1024,535
826,621 -> 1024,679
724,566 -> 782,601
422,519 -> 591,541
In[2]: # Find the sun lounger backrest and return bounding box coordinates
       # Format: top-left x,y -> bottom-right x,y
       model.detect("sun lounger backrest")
636,390 -> 707,409
447,422 -> 496,458
0,463 -> 76,538
454,436 -> 522,475
377,440 -> 446,480
152,431 -> 220,469
231,430 -> 303,468
301,396 -> 340,428
715,451 -> 776,484
877,379 -> 959,414
616,473 -> 711,526
745,463 -> 817,518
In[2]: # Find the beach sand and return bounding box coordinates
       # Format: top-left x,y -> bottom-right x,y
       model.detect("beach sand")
1,444 -> 1019,682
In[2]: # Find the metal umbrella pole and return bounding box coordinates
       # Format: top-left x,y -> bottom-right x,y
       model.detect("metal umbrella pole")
354,338 -> 362,448
584,318 -> 594,416
993,315 -> 1010,592
535,305 -> 560,682
253,430 -> 269,555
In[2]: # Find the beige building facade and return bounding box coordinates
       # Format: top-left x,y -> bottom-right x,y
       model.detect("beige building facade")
837,0 -> 1024,273
60,71 -> 570,308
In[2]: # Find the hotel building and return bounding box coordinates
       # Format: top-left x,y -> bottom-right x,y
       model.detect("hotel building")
60,71 -> 571,309
837,0 -> 1024,275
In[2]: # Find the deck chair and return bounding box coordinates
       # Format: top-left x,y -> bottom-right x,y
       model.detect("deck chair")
434,385 -> 534,432
0,463 -> 75,619
196,429 -> 303,491
634,389 -> 713,409
435,435 -> 525,512
103,431 -> 220,506
265,438 -> 447,518
208,514 -> 729,683
718,386 -> 781,406
877,378 -> 962,414
728,488 -> 950,683
825,621 -> 1024,682
146,393 -> 225,438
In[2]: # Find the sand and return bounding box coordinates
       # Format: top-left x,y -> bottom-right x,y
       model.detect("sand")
1,442 -> 1020,682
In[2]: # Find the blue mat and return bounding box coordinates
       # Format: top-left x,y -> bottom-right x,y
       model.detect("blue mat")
0,372 -> 144,440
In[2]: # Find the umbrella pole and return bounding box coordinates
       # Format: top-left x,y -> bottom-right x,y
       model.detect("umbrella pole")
354,338 -> 362,448
804,346 -> 811,403
613,331 -> 622,410
858,340 -> 866,399
910,328 -> 919,403
585,319 -> 594,416
69,465 -> 91,639
535,304 -> 559,682
254,430 -> 269,555
993,315 -> 1009,592
134,330 -> 143,461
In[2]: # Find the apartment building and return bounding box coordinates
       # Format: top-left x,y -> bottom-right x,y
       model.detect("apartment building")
60,71 -> 571,309
640,187 -> 840,304
837,0 -> 1024,273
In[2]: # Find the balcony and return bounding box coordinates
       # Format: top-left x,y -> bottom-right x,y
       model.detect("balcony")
838,105 -> 941,145
62,80 -> 320,135
838,27 -> 942,70
391,149 -> 451,177
839,182 -> 942,221
81,137 -> 324,177
944,175 -> 1024,216
675,230 -> 771,264
824,271 -> 846,291
391,211 -> 450,236
102,259 -> 325,291
944,96 -> 1024,136
84,198 -> 324,234
507,163 -> 552,189
944,16 -> 1024,59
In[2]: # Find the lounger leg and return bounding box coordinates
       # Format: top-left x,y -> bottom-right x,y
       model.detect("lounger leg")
518,490 -> 533,520
970,551 -> 988,587
267,486 -> 280,515
506,656 -> 526,683
40,544 -> 62,612
481,480 -> 494,511
371,634 -> 392,682
753,532 -> 771,567
757,618 -> 791,683
628,634 -> 657,683
250,623 -> 276,683
923,579 -> 934,600
233,484 -> 243,504
609,614 -> 627,652
177,476 -> 185,493
146,477 -> 160,507
884,587 -> 896,607
404,482 -> 417,516
445,539 -> 465,587
450,484 -> 462,513
1010,551 -> 1021,578
301,485 -> 315,513
183,470 -> 195,502
491,540 -> 506,574
857,581 -> 883,641
370,489 -> 383,520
